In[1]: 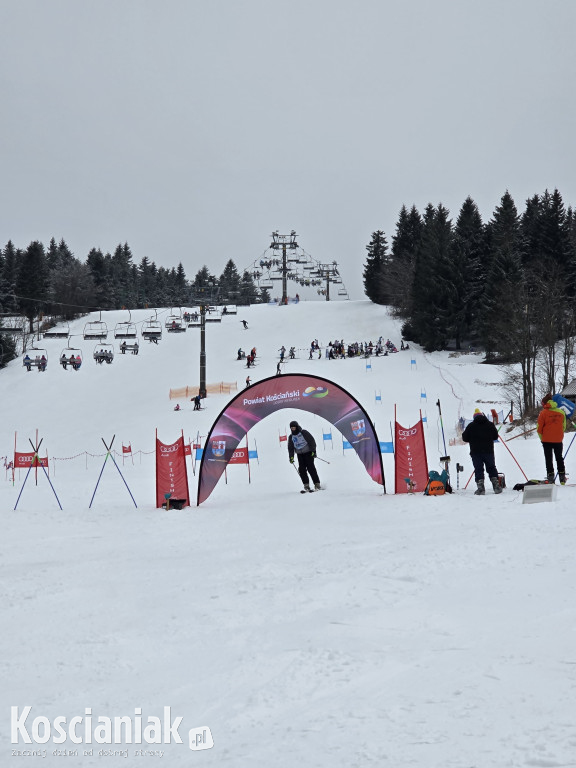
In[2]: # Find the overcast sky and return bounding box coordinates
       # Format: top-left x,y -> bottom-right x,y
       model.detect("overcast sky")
1,0 -> 575,300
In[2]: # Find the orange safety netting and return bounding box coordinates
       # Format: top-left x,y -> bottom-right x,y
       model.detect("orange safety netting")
169,382 -> 238,400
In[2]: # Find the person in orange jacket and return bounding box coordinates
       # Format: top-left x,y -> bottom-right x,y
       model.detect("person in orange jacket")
537,394 -> 566,484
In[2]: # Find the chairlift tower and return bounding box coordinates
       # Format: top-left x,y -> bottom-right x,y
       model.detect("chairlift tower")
270,230 -> 299,305
310,262 -> 341,301
189,282 -> 220,399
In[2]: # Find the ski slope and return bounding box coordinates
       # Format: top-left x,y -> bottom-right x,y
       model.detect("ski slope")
1,300 -> 575,767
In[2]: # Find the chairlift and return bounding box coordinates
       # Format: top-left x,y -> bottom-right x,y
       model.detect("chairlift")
166,309 -> 186,332
84,312 -> 108,341
142,317 -> 163,342
59,338 -> 83,371
338,288 -> 349,297
23,346 -> 48,372
44,321 -> 71,339
93,344 -> 115,365
114,310 -> 137,339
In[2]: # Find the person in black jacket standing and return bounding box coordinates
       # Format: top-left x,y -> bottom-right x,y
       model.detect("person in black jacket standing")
288,420 -> 321,492
462,408 -> 502,495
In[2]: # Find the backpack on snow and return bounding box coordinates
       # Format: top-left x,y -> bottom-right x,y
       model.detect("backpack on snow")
424,469 -> 453,496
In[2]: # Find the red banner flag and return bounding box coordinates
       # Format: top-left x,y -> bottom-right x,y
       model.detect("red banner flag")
228,447 -> 249,465
184,443 -> 192,456
394,418 -> 428,494
122,444 -> 132,454
14,452 -> 48,468
155,435 -> 190,508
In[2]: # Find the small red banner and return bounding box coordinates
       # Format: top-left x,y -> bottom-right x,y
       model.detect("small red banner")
228,447 -> 249,465
14,452 -> 48,468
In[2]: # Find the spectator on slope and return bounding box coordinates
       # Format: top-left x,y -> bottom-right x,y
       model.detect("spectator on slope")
462,408 -> 502,495
537,393 -> 567,484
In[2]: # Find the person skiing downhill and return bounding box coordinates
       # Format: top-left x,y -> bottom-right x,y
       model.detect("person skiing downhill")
288,421 -> 321,492
461,408 -> 502,495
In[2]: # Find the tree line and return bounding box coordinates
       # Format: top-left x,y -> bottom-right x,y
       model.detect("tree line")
0,239 -> 268,366
363,189 -> 576,416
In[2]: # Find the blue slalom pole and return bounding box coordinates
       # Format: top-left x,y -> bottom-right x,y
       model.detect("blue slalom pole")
89,452 -> 111,509
109,453 -> 138,508
13,463 -> 34,511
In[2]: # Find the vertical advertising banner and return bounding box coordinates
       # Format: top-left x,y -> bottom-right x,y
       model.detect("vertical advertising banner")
197,373 -> 385,505
394,419 -> 428,493
155,435 -> 190,508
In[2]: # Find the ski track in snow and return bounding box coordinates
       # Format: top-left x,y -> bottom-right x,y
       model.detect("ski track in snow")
1,300 -> 576,768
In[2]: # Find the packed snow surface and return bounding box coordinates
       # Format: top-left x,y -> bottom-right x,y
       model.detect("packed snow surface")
1,300 -> 575,767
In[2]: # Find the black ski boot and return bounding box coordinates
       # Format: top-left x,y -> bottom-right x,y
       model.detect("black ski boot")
559,473 -> 566,485
490,476 -> 503,494
546,473 -> 555,484
474,479 -> 485,495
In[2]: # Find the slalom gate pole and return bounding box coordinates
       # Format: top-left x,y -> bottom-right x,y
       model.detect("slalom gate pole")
435,399 -> 451,483
89,455 -> 110,508
108,454 -> 138,508
13,463 -> 35,511
37,462 -> 63,510
555,431 -> 576,482
89,436 -> 115,509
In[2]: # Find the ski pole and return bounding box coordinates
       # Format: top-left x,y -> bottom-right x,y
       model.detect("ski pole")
554,431 -> 576,482
315,455 -> 330,464
436,399 -> 451,481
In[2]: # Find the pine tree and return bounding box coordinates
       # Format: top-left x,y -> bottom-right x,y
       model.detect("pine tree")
445,197 -> 485,349
363,230 -> 389,304
407,205 -> 453,351
389,205 -> 423,317
15,241 -> 49,332
219,260 -> 242,304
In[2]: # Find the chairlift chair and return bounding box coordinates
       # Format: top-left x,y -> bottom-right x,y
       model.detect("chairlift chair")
93,343 -> 115,364
43,321 -> 71,339
59,340 -> 83,371
142,318 -> 163,341
23,346 -> 48,371
166,311 -> 186,332
83,315 -> 108,341
114,322 -> 137,338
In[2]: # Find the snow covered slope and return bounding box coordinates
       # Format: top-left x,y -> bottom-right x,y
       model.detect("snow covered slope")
1,301 -> 575,767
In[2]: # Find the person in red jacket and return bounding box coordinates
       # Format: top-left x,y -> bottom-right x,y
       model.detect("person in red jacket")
537,394 -> 566,484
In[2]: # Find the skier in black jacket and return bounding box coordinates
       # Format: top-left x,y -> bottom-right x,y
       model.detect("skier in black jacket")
461,409 -> 502,495
288,421 -> 321,492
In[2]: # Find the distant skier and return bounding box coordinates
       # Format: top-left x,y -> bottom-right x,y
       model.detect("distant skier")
462,408 -> 502,495
288,421 -> 321,492
241,320 -> 248,330
193,394 -> 202,411
245,376 -> 251,388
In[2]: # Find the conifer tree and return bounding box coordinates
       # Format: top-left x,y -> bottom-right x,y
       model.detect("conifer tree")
363,230 -> 389,304
15,241 -> 49,331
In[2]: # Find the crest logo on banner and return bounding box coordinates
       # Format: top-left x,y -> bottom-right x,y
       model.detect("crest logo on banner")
303,386 -> 329,398
212,440 -> 226,458
351,419 -> 365,437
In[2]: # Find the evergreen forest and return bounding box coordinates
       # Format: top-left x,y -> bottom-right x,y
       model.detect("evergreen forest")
0,240 -> 267,367
363,189 -> 576,415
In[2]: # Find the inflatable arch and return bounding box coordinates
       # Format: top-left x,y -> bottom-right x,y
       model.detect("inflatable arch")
197,373 -> 386,505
